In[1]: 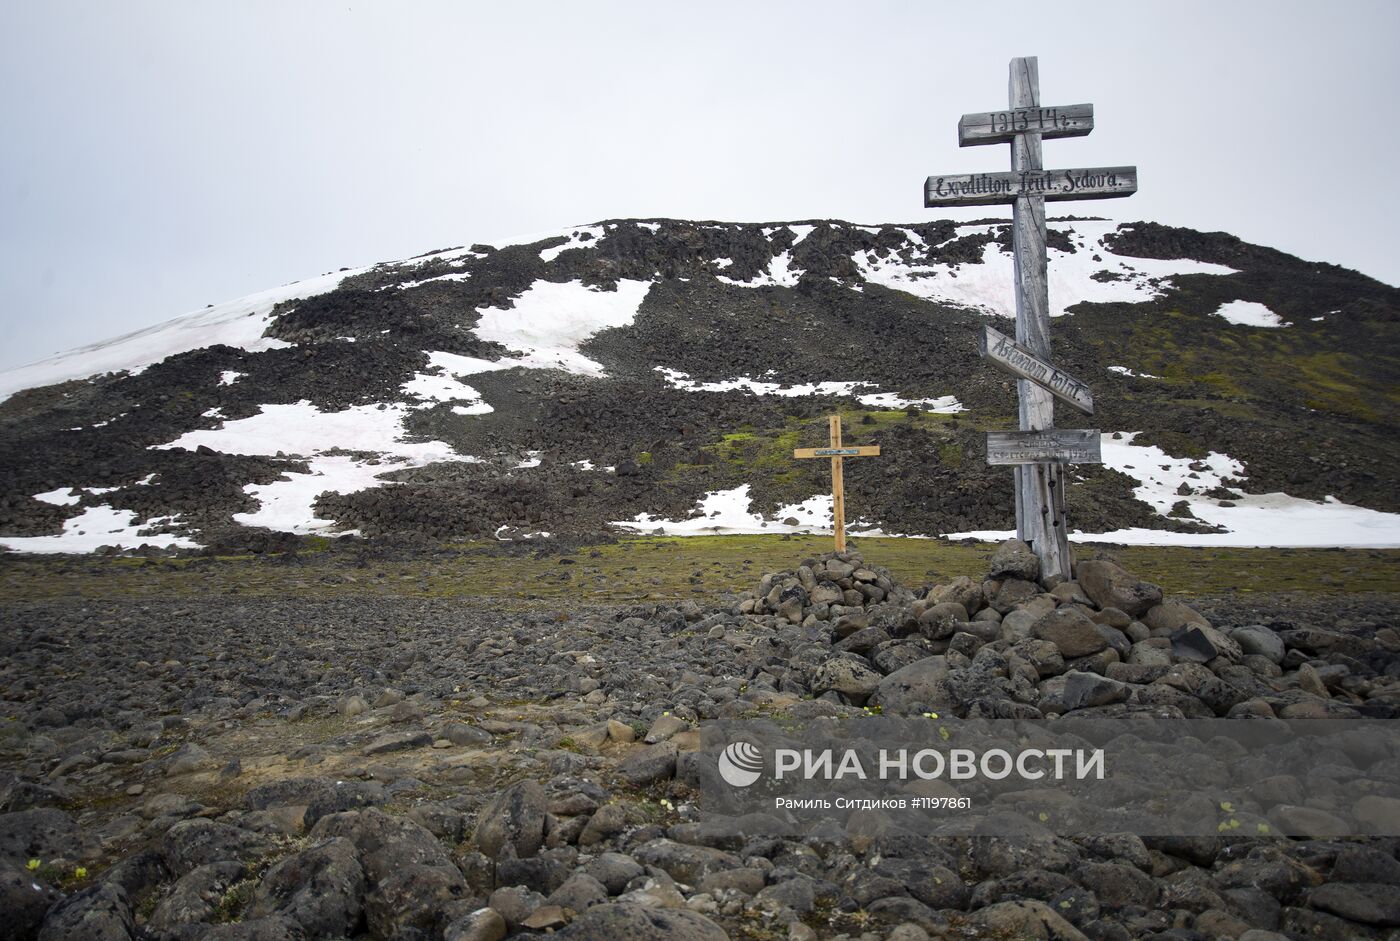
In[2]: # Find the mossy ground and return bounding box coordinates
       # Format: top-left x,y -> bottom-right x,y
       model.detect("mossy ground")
1,537 -> 1396,606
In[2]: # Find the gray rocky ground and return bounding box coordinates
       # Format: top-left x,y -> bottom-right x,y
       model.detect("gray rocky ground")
2,545 -> 1399,940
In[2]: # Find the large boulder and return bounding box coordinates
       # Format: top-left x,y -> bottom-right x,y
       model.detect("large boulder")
870,657 -> 951,715
554,902 -> 729,941
472,780 -> 547,860
1031,608 -> 1109,658
37,884 -> 135,941
311,808 -> 470,938
988,539 -> 1040,582
810,657 -> 882,700
247,837 -> 366,938
1075,561 -> 1162,617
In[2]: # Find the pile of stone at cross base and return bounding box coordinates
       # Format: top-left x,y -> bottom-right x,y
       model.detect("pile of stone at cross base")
742,538 -> 1389,722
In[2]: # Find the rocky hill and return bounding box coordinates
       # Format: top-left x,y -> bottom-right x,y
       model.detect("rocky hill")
1,217 -> 1396,554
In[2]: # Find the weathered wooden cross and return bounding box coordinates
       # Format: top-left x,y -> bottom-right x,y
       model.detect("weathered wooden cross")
793,414 -> 880,554
925,56 -> 1136,580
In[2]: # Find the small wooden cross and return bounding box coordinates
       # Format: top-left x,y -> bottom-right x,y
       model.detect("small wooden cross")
793,415 -> 880,553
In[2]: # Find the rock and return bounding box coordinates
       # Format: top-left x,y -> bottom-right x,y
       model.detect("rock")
1354,795 -> 1400,834
362,730 -> 432,755
1031,608 -> 1108,658
918,602 -> 969,639
969,899 -> 1088,940
606,720 -> 635,743
473,780 -> 547,860
989,578 -> 1040,614
1309,883 -> 1400,926
633,839 -> 741,884
578,803 -> 629,847
554,902 -> 729,941
547,873 -> 609,913
148,861 -> 247,931
988,539 -> 1040,582
1297,663 -> 1330,698
522,905 -> 569,929
810,658 -> 882,700
442,722 -> 492,746
165,743 -> 216,777
1267,805 -> 1350,839
1333,846 -> 1400,886
871,657 -> 950,715
311,808 -> 469,939
1,860 -> 61,941
444,907 -> 508,941
486,885 -> 543,928
618,742 -> 678,786
1075,560 -> 1161,617
644,714 -> 689,744
1141,602 -> 1209,634
1060,672 -> 1131,711
247,837 -> 365,938
198,918 -> 303,941
930,577 -> 982,615
337,694 -> 369,717
0,808 -> 92,866
581,853 -> 645,895
1231,626 -> 1286,663
37,883 -> 135,941
162,819 -> 271,876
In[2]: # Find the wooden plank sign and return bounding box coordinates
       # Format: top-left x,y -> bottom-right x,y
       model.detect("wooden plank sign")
794,446 -> 880,459
979,324 -> 1094,415
924,167 -> 1137,207
987,429 -> 1102,465
959,103 -> 1093,146
792,416 -> 881,553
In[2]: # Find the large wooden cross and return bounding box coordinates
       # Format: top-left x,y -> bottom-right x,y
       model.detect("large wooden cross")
925,56 -> 1135,581
793,414 -> 879,554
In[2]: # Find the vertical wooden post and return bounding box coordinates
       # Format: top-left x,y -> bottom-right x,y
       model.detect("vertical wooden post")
1009,56 -> 1071,581
829,414 -> 846,554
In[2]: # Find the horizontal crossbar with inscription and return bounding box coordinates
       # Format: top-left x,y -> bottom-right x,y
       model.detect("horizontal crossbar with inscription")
986,429 -> 1102,465
958,103 -> 1093,146
793,446 -> 880,459
979,325 -> 1094,415
924,166 -> 1137,207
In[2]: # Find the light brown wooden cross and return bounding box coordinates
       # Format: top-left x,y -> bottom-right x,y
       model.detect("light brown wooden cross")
793,414 -> 880,553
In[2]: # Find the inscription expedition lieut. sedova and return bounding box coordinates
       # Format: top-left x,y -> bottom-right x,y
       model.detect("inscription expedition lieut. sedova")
928,168 -> 1128,200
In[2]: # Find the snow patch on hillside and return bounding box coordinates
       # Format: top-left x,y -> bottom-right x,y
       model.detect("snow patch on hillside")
539,226 -> 606,262
475,279 -> 653,377
946,432 -> 1400,547
855,220 -> 1237,318
150,400 -> 477,535
0,505 -> 200,554
613,485 -> 834,536
656,367 -> 964,412
0,267 -> 374,404
1213,300 -> 1285,327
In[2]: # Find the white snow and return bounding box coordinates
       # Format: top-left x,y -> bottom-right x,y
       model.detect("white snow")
514,451 -> 542,469
788,224 -> 816,245
391,271 -> 472,291
613,485 -> 834,536
853,220 -> 1237,318
0,505 -> 200,554
0,267 -> 373,404
34,487 -> 80,506
1107,366 -> 1162,379
150,400 -> 479,535
656,367 -> 963,413
401,352 -> 494,414
233,456 -> 391,535
1213,300 -> 1285,327
219,370 -> 244,386
474,279 -> 653,377
539,226 -> 607,262
155,400 -> 466,464
719,251 -> 803,288
946,432 -> 1400,548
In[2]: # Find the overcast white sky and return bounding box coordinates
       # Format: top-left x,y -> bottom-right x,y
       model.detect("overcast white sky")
1,0 -> 1396,372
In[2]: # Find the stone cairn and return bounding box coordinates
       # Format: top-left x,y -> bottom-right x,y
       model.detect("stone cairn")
738,540 -> 1373,721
